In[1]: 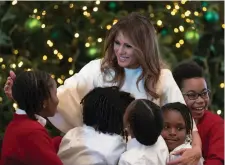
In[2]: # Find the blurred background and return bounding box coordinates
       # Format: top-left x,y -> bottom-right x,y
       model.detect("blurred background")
0,0 -> 224,137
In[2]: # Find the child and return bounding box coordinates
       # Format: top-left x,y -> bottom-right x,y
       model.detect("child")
172,61 -> 224,165
1,70 -> 63,165
118,99 -> 169,165
58,86 -> 134,165
161,102 -> 203,165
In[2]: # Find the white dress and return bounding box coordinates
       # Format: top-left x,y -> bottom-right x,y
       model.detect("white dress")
48,59 -> 197,133
118,136 -> 169,165
58,125 -> 126,165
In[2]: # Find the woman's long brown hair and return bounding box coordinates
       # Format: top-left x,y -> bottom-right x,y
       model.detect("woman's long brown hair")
101,12 -> 166,99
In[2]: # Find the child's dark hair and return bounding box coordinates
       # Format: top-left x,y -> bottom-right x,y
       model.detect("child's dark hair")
161,102 -> 193,135
80,86 -> 135,135
12,70 -> 53,120
126,99 -> 163,146
172,61 -> 204,88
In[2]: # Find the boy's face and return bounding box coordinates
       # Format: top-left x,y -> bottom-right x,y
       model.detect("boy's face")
161,110 -> 186,152
181,78 -> 209,121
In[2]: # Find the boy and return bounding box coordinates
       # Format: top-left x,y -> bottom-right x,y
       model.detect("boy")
172,61 -> 224,165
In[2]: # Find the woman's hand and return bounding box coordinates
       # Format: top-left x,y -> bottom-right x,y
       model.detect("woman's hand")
167,147 -> 202,165
4,71 -> 16,99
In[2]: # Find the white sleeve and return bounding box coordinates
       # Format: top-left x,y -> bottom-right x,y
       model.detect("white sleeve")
159,69 -> 198,132
159,69 -> 186,106
48,59 -> 101,133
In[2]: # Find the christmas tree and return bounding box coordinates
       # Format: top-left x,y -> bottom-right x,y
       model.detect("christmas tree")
0,1 -> 224,137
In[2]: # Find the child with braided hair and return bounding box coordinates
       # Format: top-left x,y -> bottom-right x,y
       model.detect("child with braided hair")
118,99 -> 169,165
58,86 -> 134,165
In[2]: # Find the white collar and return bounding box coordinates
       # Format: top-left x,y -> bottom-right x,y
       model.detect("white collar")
127,138 -> 142,150
15,109 -> 47,127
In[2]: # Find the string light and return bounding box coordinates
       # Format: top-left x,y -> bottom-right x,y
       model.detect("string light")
85,43 -> 90,47
93,7 -> 98,12
86,12 -> 91,17
13,49 -> 19,55
83,11 -> 88,16
37,16 -> 41,20
54,5 -> 58,9
97,38 -> 102,42
150,13 -> 154,17
175,5 -> 180,10
113,19 -> 118,25
179,25 -> 184,32
18,61 -> 23,67
0,58 -> 3,63
157,20 -> 162,26
33,9 -> 38,13
57,78 -> 63,84
217,110 -> 222,115
220,83 -> 224,88
186,18 -> 191,23
47,40 -> 53,47
171,11 -> 176,16
69,3 -> 74,8
41,24 -> 45,28
13,103 -> 18,110
74,33 -> 79,38
43,55 -> 47,61
0,97 -> 2,102
181,14 -> 185,18
12,0 -> 17,5
106,25 -> 112,30
69,70 -> 74,75
10,64 -> 16,69
194,11 -> 199,16
27,68 -> 32,71
176,43 -> 181,48
88,36 -> 92,41
67,19 -> 70,23
202,7 -> 207,11
82,6 -> 87,10
185,10 -> 191,17
174,28 -> 179,33
96,0 -> 100,5
166,5 -> 171,10
53,49 -> 58,55
57,53 -> 63,60
51,74 -> 55,79
222,24 -> 225,29
61,75 -> 65,80
42,11 -> 46,16
68,57 -> 73,62
181,0 -> 187,4
1,64 -> 6,69
179,39 -> 184,45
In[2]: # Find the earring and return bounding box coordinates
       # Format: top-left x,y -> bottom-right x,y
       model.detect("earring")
43,104 -> 46,109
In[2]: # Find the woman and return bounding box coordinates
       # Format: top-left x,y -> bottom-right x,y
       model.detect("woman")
4,12 -> 201,165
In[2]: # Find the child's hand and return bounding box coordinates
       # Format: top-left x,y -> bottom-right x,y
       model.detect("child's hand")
4,71 -> 16,99
167,147 -> 201,165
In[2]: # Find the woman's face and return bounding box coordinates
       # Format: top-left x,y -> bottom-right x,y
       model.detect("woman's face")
114,32 -> 139,69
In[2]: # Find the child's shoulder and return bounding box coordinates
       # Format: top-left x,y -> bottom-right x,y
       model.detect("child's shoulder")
5,115 -> 47,137
204,110 -> 223,122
